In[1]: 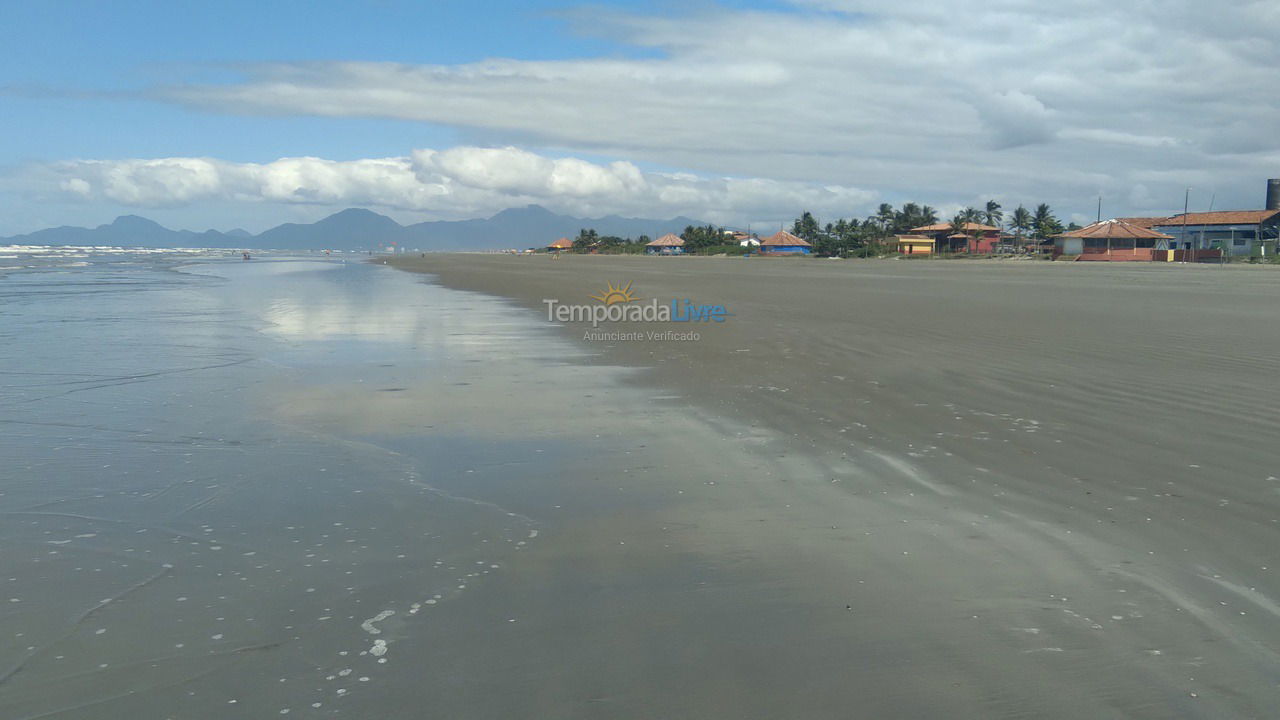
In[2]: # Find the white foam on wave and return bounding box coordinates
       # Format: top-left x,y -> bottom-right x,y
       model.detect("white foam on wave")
0,244 -> 228,255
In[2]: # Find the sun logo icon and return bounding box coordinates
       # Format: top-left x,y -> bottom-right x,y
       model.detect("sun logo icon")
590,281 -> 640,305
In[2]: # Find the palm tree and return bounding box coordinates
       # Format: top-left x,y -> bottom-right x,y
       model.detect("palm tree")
873,203 -> 895,236
984,200 -> 1003,230
1010,205 -> 1032,247
920,205 -> 939,226
1032,203 -> 1062,241
898,203 -> 926,234
948,213 -> 967,253
792,211 -> 820,242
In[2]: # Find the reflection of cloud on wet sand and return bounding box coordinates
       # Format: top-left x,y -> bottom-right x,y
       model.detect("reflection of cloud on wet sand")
216,264 -> 557,358
232,263 -> 649,437
261,298 -> 542,353
260,297 -> 432,344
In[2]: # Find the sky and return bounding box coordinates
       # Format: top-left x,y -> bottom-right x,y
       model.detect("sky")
2,0 -> 1279,236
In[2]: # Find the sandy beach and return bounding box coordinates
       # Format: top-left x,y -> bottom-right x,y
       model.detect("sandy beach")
385,254 -> 1280,718
6,253 -> 1279,718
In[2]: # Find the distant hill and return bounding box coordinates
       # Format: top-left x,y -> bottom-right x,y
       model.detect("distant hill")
1,205 -> 706,251
253,208 -> 405,250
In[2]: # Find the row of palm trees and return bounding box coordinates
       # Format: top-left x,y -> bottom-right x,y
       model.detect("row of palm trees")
882,201 -> 1066,239
791,200 -> 1074,256
969,201 -> 1068,244
861,200 -> 1069,246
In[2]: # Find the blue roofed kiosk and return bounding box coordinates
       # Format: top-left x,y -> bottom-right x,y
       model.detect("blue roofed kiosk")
645,233 -> 686,255
759,229 -> 812,255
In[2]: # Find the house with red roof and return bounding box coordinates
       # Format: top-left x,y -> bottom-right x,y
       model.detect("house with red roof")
1054,220 -> 1176,261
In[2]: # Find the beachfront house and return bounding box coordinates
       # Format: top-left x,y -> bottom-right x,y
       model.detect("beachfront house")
646,233 -> 686,255
1110,181 -> 1280,257
547,237 -> 573,253
759,230 -> 812,255
1150,210 -> 1280,257
1053,220 -> 1175,261
896,235 -> 936,255
907,222 -> 1001,254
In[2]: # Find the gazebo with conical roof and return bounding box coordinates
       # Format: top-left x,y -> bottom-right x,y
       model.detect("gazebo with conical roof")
759,230 -> 812,255
645,233 -> 685,255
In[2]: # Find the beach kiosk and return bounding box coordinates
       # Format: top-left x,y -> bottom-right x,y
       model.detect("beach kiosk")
896,235 -> 935,255
645,233 -> 686,255
759,230 -> 812,255
547,237 -> 573,253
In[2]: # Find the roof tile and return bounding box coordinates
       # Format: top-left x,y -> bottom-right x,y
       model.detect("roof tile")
1057,220 -> 1173,240
760,230 -> 812,247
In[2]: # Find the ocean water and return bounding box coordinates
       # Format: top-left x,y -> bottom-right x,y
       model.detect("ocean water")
0,251 -> 639,717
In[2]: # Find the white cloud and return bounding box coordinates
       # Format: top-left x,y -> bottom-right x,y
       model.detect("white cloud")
60,178 -> 91,197
975,91 -> 1054,150
148,0 -> 1280,216
40,156 -> 433,209
414,148 -> 648,199
31,147 -> 877,227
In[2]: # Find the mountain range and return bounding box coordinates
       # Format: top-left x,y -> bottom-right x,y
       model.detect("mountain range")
1,205 -> 705,251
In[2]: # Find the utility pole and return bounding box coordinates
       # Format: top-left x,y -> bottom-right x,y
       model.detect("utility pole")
1183,188 -> 1192,263
1097,195 -> 1102,224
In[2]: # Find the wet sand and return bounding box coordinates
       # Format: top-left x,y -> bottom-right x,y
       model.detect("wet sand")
387,254 -> 1280,718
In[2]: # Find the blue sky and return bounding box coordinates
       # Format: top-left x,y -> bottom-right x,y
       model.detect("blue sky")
3,1 -> 1277,236
4,1 -> 645,162
3,0 -> 798,163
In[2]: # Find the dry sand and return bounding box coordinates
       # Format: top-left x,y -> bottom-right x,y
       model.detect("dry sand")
387,254 -> 1280,718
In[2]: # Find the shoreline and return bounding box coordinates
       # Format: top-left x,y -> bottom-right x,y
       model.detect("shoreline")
384,252 -> 1280,717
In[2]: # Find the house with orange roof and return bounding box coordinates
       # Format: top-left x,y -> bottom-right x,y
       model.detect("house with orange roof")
547,237 -> 573,252
1152,210 -> 1280,257
1110,180 -> 1280,257
907,222 -> 1001,254
758,230 -> 812,255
